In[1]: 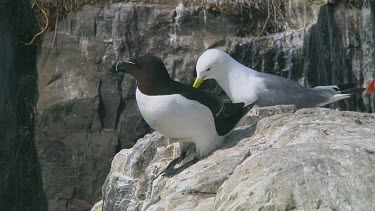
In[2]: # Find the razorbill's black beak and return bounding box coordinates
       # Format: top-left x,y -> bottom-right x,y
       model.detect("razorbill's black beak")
110,61 -> 137,73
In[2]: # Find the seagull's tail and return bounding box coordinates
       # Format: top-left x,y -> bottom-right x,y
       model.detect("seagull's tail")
319,94 -> 351,106
314,83 -> 366,106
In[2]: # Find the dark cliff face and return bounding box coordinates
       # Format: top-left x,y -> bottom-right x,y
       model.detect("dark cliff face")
303,3 -> 375,112
0,19 -> 17,211
0,15 -> 47,211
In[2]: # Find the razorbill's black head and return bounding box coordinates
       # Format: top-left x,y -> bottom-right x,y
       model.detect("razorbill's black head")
111,56 -> 174,94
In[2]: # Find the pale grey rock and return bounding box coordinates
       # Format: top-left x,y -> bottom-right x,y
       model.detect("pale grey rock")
101,126 -> 256,211
216,108 -> 375,211
102,132 -> 171,210
91,200 -> 103,211
102,107 -> 375,211
239,105 -> 297,126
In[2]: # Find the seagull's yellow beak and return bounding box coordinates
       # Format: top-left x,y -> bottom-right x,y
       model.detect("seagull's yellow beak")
193,78 -> 205,88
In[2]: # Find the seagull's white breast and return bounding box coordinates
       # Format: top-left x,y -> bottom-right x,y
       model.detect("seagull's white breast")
218,65 -> 262,106
135,88 -> 218,141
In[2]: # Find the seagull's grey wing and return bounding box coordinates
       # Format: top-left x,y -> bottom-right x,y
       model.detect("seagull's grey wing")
256,74 -> 333,108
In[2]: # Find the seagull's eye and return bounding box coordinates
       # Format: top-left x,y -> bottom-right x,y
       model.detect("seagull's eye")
206,68 -> 211,72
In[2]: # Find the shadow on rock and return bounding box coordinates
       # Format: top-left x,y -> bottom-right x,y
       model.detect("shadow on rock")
222,123 -> 257,149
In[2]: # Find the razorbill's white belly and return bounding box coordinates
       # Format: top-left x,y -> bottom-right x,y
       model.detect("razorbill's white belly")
136,88 -> 221,157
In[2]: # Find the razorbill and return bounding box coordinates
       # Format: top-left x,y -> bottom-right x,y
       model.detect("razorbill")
111,55 -> 255,175
193,49 -> 365,109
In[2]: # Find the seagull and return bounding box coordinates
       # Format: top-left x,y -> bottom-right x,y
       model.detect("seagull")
111,55 -> 255,176
193,49 -> 366,108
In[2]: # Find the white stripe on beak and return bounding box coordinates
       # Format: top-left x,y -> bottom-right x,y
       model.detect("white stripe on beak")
124,61 -> 136,65
115,61 -> 136,72
115,61 -> 121,72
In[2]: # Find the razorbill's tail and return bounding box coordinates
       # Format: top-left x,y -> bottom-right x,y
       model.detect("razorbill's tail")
241,101 -> 257,115
215,101 -> 256,135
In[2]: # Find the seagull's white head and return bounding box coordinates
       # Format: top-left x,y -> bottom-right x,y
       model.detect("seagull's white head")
193,49 -> 231,88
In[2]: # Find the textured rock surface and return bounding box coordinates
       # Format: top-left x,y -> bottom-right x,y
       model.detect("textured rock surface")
216,108 -> 375,210
35,1 -> 375,210
102,106 -> 375,210
91,200 -> 103,211
35,6 -> 120,210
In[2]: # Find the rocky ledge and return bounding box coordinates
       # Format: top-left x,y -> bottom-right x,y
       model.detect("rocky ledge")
94,106 -> 375,210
